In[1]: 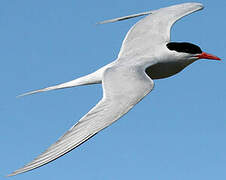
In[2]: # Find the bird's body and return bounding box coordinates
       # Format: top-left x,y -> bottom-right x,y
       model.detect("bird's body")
9,2 -> 221,176
146,60 -> 193,79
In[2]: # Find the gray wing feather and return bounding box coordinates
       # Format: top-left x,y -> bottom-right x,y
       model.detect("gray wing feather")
118,3 -> 204,58
8,66 -> 154,176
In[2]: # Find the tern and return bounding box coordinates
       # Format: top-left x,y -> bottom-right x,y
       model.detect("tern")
9,2 -> 221,176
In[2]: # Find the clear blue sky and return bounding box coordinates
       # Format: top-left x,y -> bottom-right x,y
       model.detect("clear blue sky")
1,0 -> 225,179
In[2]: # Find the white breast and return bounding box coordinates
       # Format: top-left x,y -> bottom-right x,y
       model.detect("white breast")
145,60 -> 194,79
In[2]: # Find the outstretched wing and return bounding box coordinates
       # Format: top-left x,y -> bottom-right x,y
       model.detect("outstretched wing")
8,65 -> 154,176
115,3 -> 204,58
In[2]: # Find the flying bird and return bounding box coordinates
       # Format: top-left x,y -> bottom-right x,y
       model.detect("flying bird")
9,2 -> 221,176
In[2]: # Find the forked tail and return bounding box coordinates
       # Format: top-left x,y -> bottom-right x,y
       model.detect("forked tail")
97,10 -> 152,24
18,68 -> 105,97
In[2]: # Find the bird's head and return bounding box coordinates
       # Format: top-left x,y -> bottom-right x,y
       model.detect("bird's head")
166,42 -> 221,62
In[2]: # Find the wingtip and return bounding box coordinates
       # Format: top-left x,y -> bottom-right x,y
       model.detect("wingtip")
16,94 -> 27,98
196,2 -> 204,7
6,171 -> 17,177
195,2 -> 204,10
186,2 -> 204,9
6,174 -> 13,177
6,167 -> 32,177
16,92 -> 34,98
97,2 -> 204,25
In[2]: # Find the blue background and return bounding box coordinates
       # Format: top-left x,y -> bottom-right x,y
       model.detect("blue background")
1,0 -> 225,179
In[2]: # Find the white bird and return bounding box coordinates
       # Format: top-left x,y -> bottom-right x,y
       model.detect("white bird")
9,2 -> 221,176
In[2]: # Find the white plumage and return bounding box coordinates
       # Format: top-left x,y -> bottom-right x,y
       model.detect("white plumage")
9,2 -> 221,176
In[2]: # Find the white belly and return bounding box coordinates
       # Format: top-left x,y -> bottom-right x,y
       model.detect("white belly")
145,61 -> 192,79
